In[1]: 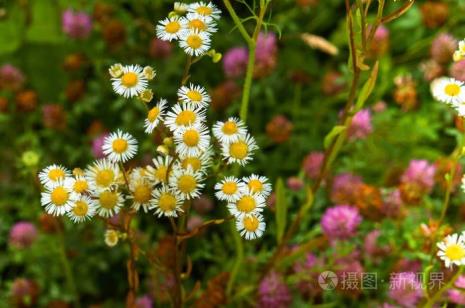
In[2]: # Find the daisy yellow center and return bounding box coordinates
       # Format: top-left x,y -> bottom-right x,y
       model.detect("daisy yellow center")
189,19 -> 206,31
148,107 -> 160,123
154,166 -> 168,182
248,179 -> 263,193
196,6 -> 212,15
178,174 -> 197,193
73,179 -> 88,193
445,244 -> 465,261
176,110 -> 197,126
73,200 -> 89,217
99,191 -> 118,209
445,84 -> 461,97
230,141 -> 248,159
237,196 -> 256,213
165,21 -> 180,34
181,157 -> 201,171
48,168 -> 65,181
186,90 -> 202,102
222,182 -> 237,195
159,193 -> 177,212
183,129 -> 200,147
133,184 -> 151,203
96,169 -> 115,187
187,35 -> 202,49
222,121 -> 238,135
121,72 -> 138,88
243,215 -> 259,232
112,138 -> 128,154
51,187 -> 69,206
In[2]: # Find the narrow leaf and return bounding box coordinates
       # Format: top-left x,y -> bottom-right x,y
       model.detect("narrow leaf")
355,61 -> 379,110
324,125 -> 346,149
275,178 -> 287,244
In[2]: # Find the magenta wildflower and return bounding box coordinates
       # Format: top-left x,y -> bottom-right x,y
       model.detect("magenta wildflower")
223,47 -> 248,78
388,272 -> 423,308
92,132 -> 108,159
293,253 -> 323,297
381,189 -> 405,218
9,221 -> 38,249
258,271 -> 292,308
348,109 -> 373,140
62,9 -> 92,39
302,151 -> 324,180
287,176 -> 304,191
255,32 -> 278,77
330,172 -> 363,204
0,64 -> 25,91
450,59 -> 465,82
364,229 -> 390,257
448,275 -> 465,305
321,205 -> 362,240
135,294 -> 153,308
400,159 -> 436,193
187,215 -> 204,231
430,33 -> 457,64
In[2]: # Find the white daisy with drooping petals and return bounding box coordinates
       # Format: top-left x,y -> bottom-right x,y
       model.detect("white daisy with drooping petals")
38,164 -> 71,188
185,13 -> 217,33
179,30 -> 211,56
94,189 -> 124,218
146,156 -> 174,185
169,166 -> 205,200
179,148 -> 212,174
188,1 -> 221,20
215,176 -> 246,202
67,195 -> 97,223
156,16 -> 186,42
64,175 -> 90,198
174,2 -> 189,14
242,174 -> 272,198
174,124 -> 210,157
221,133 -> 258,166
164,103 -> 206,132
111,64 -> 148,98
212,117 -> 247,143
85,159 -> 121,192
437,232 -> 465,268
102,130 -> 138,163
177,84 -> 211,108
227,188 -> 266,218
150,185 -> 184,217
236,213 -> 266,240
144,99 -> 168,134
41,181 -> 73,216
128,169 -> 154,213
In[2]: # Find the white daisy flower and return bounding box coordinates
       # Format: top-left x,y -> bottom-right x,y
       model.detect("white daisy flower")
150,185 -> 184,217
227,188 -> 266,218
174,124 -> 211,157
111,64 -> 148,98
185,13 -> 217,33
188,1 -> 221,19
431,77 -> 465,106
169,166 -> 205,200
242,174 -> 272,198
85,159 -> 121,192
146,156 -> 174,184
38,164 -> 71,188
221,133 -> 258,166
40,181 -> 73,216
67,195 -> 97,223
178,148 -> 212,174
177,84 -> 211,108
102,130 -> 138,163
128,169 -> 153,213
64,175 -> 90,198
215,176 -> 246,202
236,213 -> 266,240
144,99 -> 168,134
164,103 -> 206,132
437,232 -> 465,268
156,16 -> 186,42
94,189 -> 124,218
212,117 -> 247,143
179,30 -> 211,56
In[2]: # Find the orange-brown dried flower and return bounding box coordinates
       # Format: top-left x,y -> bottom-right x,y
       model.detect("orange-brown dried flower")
194,272 -> 230,308
15,90 -> 38,112
102,19 -> 126,49
42,104 -> 67,130
421,1 -> 449,29
353,184 -> 384,221
63,53 -> 87,71
393,75 -> 418,111
266,115 -> 293,143
434,157 -> 462,192
211,80 -> 241,111
65,80 -> 86,103
93,2 -> 114,24
38,213 -> 62,234
0,96 -> 8,112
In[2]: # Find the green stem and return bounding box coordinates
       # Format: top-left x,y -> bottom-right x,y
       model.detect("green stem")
424,267 -> 464,308
58,230 -> 81,308
222,0 -> 252,44
226,220 -> 244,295
240,43 -> 256,122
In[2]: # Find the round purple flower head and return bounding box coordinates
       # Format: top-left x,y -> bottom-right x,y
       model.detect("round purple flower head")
321,205 -> 362,240
400,159 -> 436,193
287,176 -> 304,191
0,64 -> 25,91
62,9 -> 92,39
256,32 -> 277,63
388,272 -> 423,308
302,151 -> 324,180
258,271 -> 291,308
447,275 -> 465,305
223,47 -> 248,78
450,59 -> 465,82
348,109 -> 373,140
431,33 -> 457,64
135,294 -> 153,308
92,132 -> 108,159
9,221 -> 38,249
330,172 -> 363,204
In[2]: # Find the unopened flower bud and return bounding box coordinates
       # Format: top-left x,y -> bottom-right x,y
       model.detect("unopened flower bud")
104,229 -> 119,247
21,151 -> 39,168
163,137 -> 173,147
109,63 -> 123,78
143,66 -> 156,80
139,89 -> 153,103
157,145 -> 169,156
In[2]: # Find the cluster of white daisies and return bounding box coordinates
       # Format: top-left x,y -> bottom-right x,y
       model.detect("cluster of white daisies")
437,232 -> 465,268
38,1 -> 271,240
431,39 -> 465,116
156,2 -> 220,56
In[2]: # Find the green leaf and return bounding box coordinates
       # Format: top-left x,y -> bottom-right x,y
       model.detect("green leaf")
324,125 -> 346,149
0,4 -> 25,55
355,61 -> 379,111
275,178 -> 287,244
26,0 -> 63,44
